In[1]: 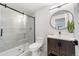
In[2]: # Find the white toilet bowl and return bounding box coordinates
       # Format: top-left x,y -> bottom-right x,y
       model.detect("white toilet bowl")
29,37 -> 44,56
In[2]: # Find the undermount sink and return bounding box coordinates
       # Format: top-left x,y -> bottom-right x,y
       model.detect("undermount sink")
48,34 -> 76,41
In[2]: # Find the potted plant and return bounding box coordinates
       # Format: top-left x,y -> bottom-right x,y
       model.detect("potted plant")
67,20 -> 75,33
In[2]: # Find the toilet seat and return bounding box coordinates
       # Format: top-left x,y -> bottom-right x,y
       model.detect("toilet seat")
29,43 -> 41,51
29,37 -> 44,56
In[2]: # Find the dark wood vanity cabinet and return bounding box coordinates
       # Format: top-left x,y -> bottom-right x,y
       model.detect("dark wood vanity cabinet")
48,38 -> 59,56
47,38 -> 75,56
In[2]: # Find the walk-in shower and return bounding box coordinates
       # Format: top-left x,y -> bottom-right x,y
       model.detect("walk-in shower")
0,3 -> 35,55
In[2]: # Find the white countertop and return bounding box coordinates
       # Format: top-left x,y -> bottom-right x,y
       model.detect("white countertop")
47,35 -> 76,41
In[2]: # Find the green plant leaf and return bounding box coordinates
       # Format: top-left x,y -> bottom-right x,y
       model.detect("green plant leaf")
67,20 -> 75,33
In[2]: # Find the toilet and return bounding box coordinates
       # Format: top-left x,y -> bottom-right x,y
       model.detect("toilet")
29,37 -> 44,56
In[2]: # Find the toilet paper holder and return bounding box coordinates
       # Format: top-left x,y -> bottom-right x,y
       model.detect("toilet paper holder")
74,40 -> 78,45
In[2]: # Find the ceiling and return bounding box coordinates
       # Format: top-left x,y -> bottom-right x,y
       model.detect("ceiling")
6,3 -> 60,15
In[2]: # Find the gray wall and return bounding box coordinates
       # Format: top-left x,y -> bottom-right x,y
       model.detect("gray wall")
74,3 -> 79,56
35,3 -> 79,56
35,7 -> 49,56
49,4 -> 74,37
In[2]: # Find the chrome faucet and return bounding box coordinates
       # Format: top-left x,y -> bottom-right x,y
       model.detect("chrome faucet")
58,26 -> 62,36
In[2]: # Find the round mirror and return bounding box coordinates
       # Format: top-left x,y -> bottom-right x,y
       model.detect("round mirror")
50,10 -> 74,30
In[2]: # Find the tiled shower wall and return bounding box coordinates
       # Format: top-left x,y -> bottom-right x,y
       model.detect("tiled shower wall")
0,5 -> 34,53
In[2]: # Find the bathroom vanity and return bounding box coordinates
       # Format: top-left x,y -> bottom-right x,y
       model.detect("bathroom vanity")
47,35 -> 77,56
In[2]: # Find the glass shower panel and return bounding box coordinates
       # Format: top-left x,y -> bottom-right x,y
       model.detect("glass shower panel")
0,6 -> 34,53
0,5 -> 6,52
26,16 -> 34,44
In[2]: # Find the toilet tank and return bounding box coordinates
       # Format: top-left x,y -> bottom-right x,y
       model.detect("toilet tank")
37,37 -> 44,45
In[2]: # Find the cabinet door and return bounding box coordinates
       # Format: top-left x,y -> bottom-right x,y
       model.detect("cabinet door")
59,40 -> 75,56
59,40 -> 67,56
66,41 -> 75,56
48,38 -> 59,56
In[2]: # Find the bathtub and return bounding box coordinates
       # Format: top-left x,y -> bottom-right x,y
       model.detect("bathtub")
0,43 -> 31,56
